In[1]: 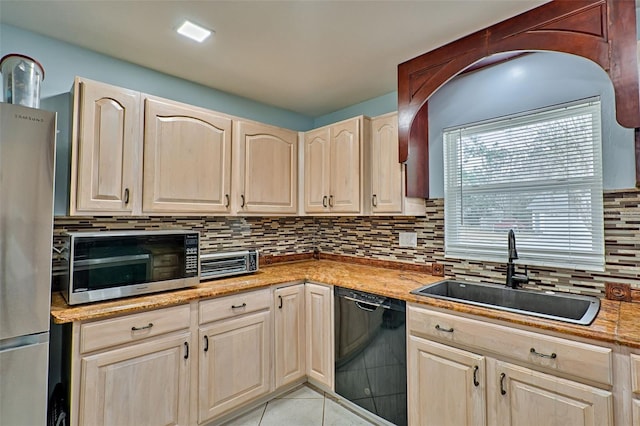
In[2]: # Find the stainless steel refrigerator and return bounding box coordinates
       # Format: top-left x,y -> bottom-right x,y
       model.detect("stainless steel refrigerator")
0,102 -> 56,425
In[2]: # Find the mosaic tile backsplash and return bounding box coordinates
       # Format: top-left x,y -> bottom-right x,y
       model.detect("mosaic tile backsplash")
53,189 -> 640,297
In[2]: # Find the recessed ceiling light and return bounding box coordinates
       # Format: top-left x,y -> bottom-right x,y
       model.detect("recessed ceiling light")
177,20 -> 212,43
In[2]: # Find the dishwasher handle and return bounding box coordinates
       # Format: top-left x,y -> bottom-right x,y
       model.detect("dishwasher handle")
342,295 -> 390,311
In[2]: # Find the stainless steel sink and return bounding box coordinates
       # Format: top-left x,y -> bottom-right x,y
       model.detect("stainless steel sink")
411,280 -> 600,325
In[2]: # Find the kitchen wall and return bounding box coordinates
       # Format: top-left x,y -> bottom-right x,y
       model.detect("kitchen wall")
0,24 -> 313,131
51,216 -> 318,283
315,6 -> 640,129
313,51 -> 639,294
428,51 -> 636,193
313,91 -> 396,128
318,190 -> 640,295
51,47 -> 640,297
52,186 -> 640,296
6,20 -> 635,296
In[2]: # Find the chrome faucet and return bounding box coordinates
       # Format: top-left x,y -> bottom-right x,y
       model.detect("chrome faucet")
506,229 -> 529,288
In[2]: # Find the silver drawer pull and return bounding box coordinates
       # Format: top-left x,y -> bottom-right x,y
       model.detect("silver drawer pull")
231,303 -> 247,309
530,347 -> 557,359
435,324 -> 454,333
131,323 -> 153,331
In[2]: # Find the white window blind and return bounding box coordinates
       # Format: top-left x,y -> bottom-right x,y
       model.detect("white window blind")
443,99 -> 604,271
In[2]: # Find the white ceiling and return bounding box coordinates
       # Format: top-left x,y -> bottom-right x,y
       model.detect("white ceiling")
1,0 -> 557,117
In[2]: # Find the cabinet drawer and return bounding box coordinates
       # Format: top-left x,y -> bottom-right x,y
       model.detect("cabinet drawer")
408,304 -> 612,386
80,304 -> 191,353
199,288 -> 271,324
632,354 -> 640,394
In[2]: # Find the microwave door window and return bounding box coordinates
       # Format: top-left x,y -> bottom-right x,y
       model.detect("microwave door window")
72,254 -> 152,291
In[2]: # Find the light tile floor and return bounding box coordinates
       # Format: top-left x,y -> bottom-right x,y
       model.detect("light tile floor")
221,385 -> 377,426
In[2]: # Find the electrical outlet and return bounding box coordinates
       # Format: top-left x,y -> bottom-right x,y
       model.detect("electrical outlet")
399,232 -> 417,248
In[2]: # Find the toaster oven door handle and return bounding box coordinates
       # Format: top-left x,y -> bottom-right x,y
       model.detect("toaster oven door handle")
73,254 -> 151,268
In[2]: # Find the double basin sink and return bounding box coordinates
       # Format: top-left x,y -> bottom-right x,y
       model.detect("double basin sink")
411,280 -> 600,325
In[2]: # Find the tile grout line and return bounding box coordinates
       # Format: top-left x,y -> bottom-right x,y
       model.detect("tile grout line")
257,401 -> 267,426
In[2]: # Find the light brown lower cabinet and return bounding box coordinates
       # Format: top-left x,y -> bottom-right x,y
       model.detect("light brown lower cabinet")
408,335 -> 486,426
494,360 -> 613,426
198,302 -> 272,423
407,303 -> 614,426
79,331 -> 191,426
305,282 -> 334,389
632,353 -> 640,426
274,284 -> 306,388
71,284 -> 635,426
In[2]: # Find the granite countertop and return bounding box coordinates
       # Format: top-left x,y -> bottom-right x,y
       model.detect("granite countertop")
50,259 -> 640,349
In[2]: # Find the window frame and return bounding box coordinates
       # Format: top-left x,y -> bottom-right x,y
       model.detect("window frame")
443,98 -> 605,271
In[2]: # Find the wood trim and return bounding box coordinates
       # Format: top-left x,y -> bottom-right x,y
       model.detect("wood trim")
398,0 -> 640,198
317,252 -> 433,273
260,253 -> 315,266
260,251 -> 434,273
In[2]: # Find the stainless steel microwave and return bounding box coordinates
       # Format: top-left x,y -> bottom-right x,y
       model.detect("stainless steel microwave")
61,230 -> 199,305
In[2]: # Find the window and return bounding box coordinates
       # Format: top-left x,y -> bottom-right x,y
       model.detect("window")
443,99 -> 604,271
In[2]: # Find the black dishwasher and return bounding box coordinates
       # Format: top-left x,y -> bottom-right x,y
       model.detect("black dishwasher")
334,287 -> 407,425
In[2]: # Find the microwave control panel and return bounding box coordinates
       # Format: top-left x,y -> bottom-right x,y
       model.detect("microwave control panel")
185,233 -> 199,276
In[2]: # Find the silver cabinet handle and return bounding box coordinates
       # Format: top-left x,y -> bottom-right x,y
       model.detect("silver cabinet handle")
123,188 -> 130,204
530,348 -> 557,359
328,195 -> 334,207
372,194 -> 378,207
500,373 -> 507,395
231,302 -> 247,309
435,324 -> 454,333
473,365 -> 480,387
131,323 -> 153,331
322,196 -> 328,208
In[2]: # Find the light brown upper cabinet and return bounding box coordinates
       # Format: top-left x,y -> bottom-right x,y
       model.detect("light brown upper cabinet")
233,120 -> 298,215
303,127 -> 331,213
304,117 -> 367,214
143,96 -> 232,215
70,77 -> 142,215
367,113 -> 424,216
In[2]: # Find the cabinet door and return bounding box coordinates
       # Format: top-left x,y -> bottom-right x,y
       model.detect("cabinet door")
304,127 -> 331,213
408,335 -> 486,426
72,78 -> 141,214
234,121 -> 298,214
329,118 -> 361,213
370,113 -> 403,214
274,284 -> 306,388
79,331 -> 191,426
494,360 -> 613,426
198,310 -> 271,423
143,97 -> 232,214
634,399 -> 640,426
305,283 -> 334,389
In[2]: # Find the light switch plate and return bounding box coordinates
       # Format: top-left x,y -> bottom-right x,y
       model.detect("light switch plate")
399,232 -> 417,248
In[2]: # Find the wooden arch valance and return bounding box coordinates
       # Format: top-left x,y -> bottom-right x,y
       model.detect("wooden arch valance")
398,0 -> 640,198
